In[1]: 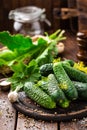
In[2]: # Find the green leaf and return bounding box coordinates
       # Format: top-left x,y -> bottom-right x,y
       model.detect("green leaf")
36,48 -> 53,66
37,37 -> 47,45
9,60 -> 41,91
11,61 -> 26,73
0,30 -> 66,92
49,29 -> 61,39
10,80 -> 24,91
0,58 -> 8,66
0,49 -> 17,61
26,60 -> 41,82
0,31 -> 33,51
0,32 -> 48,67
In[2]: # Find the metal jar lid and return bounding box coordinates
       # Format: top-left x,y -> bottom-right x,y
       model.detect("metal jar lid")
9,6 -> 46,23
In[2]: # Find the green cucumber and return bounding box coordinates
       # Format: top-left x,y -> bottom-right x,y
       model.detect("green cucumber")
40,63 -> 53,76
39,60 -> 74,76
53,62 -> 78,100
62,60 -> 74,67
38,74 -> 69,108
47,74 -> 69,108
63,64 -> 87,83
24,81 -> 56,109
73,81 -> 87,100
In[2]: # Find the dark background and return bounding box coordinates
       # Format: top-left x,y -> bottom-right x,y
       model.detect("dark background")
0,0 -> 78,33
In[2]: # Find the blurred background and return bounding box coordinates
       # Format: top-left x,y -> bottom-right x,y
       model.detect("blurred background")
0,0 -> 78,34
0,0 -> 87,63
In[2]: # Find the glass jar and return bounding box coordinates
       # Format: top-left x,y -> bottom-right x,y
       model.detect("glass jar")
9,6 -> 50,36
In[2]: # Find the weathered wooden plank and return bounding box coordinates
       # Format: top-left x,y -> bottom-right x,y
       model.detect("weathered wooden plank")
2,0 -> 13,32
52,0 -> 61,31
0,90 -> 16,130
42,0 -> 52,30
60,118 -> 87,130
76,118 -> 87,130
60,121 -> 79,130
11,0 -> 20,9
61,31 -> 79,62
16,113 -> 58,130
77,0 -> 87,31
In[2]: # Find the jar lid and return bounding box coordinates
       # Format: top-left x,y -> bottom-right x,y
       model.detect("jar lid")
9,6 -> 45,23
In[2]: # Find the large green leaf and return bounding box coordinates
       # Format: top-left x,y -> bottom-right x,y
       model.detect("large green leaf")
0,31 -> 33,51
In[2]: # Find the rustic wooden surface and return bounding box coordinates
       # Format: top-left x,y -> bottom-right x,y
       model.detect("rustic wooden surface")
77,0 -> 87,31
12,91 -> 87,122
16,113 -> 58,130
0,32 -> 87,130
0,91 -> 16,130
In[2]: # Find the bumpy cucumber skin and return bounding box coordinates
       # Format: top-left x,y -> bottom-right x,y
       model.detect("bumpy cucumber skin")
47,74 -> 69,108
63,64 -> 87,83
73,81 -> 87,100
40,63 -> 53,76
39,60 -> 74,77
53,62 -> 78,100
62,60 -> 74,67
38,74 -> 69,108
38,80 -> 48,92
47,74 -> 66,101
24,82 -> 56,109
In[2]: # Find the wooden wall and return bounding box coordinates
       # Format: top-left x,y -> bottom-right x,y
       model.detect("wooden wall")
0,0 -> 78,33
0,0 -> 61,33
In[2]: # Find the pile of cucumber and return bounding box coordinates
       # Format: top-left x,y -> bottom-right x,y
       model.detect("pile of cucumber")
24,60 -> 87,109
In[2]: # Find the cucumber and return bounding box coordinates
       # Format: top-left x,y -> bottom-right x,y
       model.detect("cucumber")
38,78 -> 48,92
39,60 -> 74,76
63,64 -> 87,83
53,62 -> 78,100
62,60 -> 75,67
73,81 -> 87,100
47,74 -> 69,108
40,63 -> 53,76
38,74 -> 69,108
24,81 -> 56,109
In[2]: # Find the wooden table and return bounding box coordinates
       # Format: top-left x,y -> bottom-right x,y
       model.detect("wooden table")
0,31 -> 87,130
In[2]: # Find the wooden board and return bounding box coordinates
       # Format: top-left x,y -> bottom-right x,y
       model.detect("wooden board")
12,92 -> 87,122
60,118 -> 87,130
0,90 -> 16,130
16,113 -> 58,130
77,0 -> 87,31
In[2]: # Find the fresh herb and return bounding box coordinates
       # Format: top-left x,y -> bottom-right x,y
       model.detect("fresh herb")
0,31 -> 32,51
8,59 -> 41,90
0,30 -> 66,93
